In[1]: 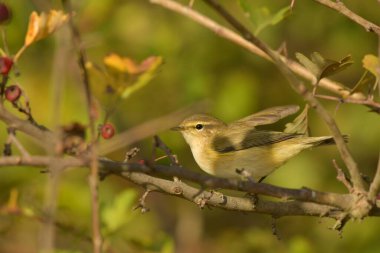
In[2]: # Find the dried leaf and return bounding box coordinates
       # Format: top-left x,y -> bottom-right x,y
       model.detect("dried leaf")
320,55 -> 353,80
24,10 -> 68,47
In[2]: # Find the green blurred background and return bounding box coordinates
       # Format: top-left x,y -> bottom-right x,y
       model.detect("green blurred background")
0,0 -> 379,252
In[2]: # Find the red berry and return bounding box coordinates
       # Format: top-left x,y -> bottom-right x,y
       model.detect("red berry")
0,3 -> 11,24
101,123 -> 115,139
0,57 -> 13,75
4,85 -> 21,102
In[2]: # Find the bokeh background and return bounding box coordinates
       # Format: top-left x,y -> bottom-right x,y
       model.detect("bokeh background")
0,0 -> 380,252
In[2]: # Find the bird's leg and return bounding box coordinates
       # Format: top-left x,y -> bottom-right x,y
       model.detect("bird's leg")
235,168 -> 255,182
235,168 -> 259,208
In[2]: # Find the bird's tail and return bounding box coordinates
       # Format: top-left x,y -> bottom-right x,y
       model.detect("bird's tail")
305,135 -> 349,147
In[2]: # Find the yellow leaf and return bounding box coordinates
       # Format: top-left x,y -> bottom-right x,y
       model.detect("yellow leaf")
362,54 -> 380,78
24,10 -> 69,47
104,53 -> 139,74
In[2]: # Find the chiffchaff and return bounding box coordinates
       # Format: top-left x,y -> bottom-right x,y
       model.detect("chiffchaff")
172,105 -> 340,181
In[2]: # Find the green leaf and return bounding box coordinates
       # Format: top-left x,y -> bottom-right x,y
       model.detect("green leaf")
102,189 -> 137,234
284,105 -> 309,136
295,52 -> 320,77
295,52 -> 353,82
237,1 -> 291,35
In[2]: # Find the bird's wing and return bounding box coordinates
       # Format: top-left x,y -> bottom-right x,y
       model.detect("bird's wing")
230,105 -> 300,128
212,129 -> 300,153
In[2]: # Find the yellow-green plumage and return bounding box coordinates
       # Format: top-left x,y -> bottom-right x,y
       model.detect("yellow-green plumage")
173,105 -> 339,180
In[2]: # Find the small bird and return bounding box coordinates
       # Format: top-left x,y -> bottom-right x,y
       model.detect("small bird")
172,105 -> 340,181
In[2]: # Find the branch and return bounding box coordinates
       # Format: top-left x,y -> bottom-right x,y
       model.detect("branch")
63,0 -> 102,251
120,171 -> 345,218
315,94 -> 380,113
99,159 -> 353,211
313,0 -> 380,36
0,103 -> 55,149
369,151 -> 380,201
0,155 -> 85,168
149,0 -> 377,110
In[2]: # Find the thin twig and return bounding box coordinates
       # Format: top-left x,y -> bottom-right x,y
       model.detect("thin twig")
7,130 -> 31,158
39,165 -> 62,253
368,151 -> 380,201
133,189 -> 151,213
63,1 -> 102,252
313,0 -> 380,35
315,94 -> 380,113
333,159 -> 353,193
149,0 -> 369,103
154,135 -> 179,166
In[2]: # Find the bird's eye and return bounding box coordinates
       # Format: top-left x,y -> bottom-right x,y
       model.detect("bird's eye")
195,123 -> 203,130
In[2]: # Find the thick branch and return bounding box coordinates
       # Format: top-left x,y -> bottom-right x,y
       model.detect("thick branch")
120,171 -> 344,218
2,154 -> 380,218
99,159 -> 353,211
313,0 -> 380,35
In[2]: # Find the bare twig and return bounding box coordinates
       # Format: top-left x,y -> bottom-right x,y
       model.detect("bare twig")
154,135 -> 179,166
149,0 -> 370,103
333,159 -> 353,193
39,165 -> 62,253
271,217 -> 281,240
0,103 -> 55,149
63,1 -> 101,251
368,151 -> 380,201
0,155 -> 85,167
124,147 -> 140,162
315,94 -> 380,113
313,0 -> 380,36
133,189 -> 152,213
6,129 -> 31,158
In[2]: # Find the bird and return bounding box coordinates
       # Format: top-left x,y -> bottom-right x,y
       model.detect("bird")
172,105 -> 342,181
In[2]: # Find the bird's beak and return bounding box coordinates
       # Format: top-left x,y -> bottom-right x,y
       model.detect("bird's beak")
171,126 -> 184,131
